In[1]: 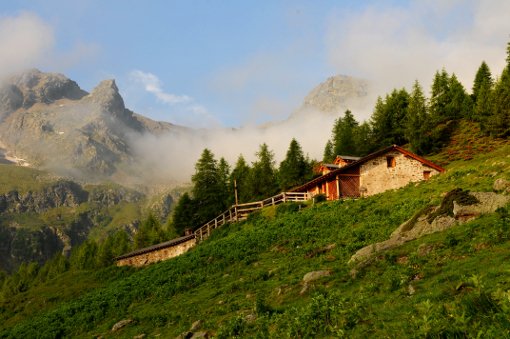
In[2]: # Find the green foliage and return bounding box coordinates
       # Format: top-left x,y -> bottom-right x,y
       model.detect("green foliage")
278,138 -> 312,190
134,214 -> 166,249
487,67 -> 510,137
371,89 -> 410,147
192,149 -> 230,226
172,192 -> 197,235
230,155 -> 251,204
247,143 -> 279,201
405,80 -> 431,154
323,139 -> 334,163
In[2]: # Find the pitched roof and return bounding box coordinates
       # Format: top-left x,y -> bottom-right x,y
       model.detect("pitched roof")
115,234 -> 195,261
292,145 -> 445,192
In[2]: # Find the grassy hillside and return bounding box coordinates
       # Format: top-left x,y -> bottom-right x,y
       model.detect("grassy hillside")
0,139 -> 509,337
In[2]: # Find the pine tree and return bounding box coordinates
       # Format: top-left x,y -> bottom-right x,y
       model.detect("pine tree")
333,110 -> 359,156
230,155 -> 251,204
405,80 -> 431,154
217,157 -> 231,206
472,62 -> 494,130
488,68 -> 510,137
472,61 -> 493,102
134,214 -> 165,249
247,143 -> 279,201
192,149 -> 225,225
172,193 -> 198,234
371,89 -> 409,147
353,122 -> 373,156
322,140 -> 334,163
278,138 -> 309,190
430,69 -> 451,123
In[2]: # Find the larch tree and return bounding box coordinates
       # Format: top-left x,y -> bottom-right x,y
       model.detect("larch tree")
278,138 -> 309,191
332,110 -> 359,156
472,62 -> 494,131
192,148 -> 226,226
230,155 -> 251,204
322,139 -> 334,163
488,42 -> 510,137
247,143 -> 279,201
405,80 -> 430,154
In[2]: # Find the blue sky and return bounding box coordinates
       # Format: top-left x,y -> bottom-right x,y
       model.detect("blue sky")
1,1 -> 510,128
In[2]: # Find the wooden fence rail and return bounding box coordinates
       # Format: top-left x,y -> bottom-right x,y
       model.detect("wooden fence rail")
194,191 -> 310,242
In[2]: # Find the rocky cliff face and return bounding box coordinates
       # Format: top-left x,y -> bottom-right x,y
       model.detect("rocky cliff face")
292,75 -> 369,118
0,175 -> 153,273
0,69 -> 181,183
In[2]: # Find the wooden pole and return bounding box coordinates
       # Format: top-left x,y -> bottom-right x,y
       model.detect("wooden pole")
234,179 -> 239,206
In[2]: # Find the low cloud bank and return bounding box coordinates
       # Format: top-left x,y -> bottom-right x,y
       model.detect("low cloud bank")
130,109 -> 337,184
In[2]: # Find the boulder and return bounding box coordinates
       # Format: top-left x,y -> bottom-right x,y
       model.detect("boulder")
493,178 -> 510,193
302,270 -> 331,284
111,319 -> 133,332
349,190 -> 510,266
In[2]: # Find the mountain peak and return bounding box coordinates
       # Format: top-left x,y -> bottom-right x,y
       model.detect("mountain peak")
301,74 -> 369,113
88,79 -> 125,112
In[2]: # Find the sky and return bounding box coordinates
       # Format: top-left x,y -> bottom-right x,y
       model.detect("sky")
2,0 -> 509,129
1,1 -> 510,182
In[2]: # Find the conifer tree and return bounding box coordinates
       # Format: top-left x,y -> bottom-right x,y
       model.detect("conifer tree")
247,143 -> 279,200
371,89 -> 409,147
353,121 -> 373,156
172,192 -> 197,234
192,149 -> 226,225
472,61 -> 493,102
323,140 -> 334,163
405,80 -> 430,154
488,64 -> 510,136
430,69 -> 451,123
278,138 -> 309,190
217,157 -> 231,206
230,155 -> 251,204
332,110 -> 359,156
472,62 -> 494,130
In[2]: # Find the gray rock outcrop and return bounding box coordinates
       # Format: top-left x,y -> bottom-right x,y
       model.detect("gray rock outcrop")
349,188 -> 510,266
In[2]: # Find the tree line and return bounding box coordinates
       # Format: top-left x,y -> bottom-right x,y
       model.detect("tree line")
323,41 -> 510,161
171,139 -> 315,235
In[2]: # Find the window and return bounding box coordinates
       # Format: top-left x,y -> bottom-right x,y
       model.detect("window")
386,156 -> 396,168
423,171 -> 431,180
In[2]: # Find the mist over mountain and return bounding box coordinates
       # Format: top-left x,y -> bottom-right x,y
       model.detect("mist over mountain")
0,69 -> 368,188
0,69 -> 189,187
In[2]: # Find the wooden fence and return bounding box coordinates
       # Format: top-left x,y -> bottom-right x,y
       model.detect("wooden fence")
194,191 -> 310,242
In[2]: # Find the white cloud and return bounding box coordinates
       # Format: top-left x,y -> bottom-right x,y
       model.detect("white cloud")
130,70 -> 191,104
128,69 -> 221,128
325,0 -> 510,119
0,12 -> 54,79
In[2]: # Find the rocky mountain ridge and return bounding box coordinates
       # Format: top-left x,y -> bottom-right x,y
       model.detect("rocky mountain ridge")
291,74 -> 369,118
0,69 -> 182,183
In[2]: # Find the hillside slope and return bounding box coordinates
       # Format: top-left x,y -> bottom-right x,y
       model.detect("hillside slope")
1,141 -> 509,337
0,164 -> 182,273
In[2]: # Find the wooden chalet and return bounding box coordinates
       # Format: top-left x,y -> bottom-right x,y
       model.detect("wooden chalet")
292,145 -> 445,200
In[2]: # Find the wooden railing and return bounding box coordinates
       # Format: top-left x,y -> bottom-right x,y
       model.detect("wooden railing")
194,191 -> 310,242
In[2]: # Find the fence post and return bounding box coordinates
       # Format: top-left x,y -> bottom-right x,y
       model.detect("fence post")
215,218 -> 218,229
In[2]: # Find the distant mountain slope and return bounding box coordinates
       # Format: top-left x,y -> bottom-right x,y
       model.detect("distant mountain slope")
291,74 -> 369,118
0,69 -> 184,183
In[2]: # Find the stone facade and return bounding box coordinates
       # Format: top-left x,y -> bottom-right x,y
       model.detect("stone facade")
292,145 -> 444,200
116,236 -> 196,267
359,151 -> 440,196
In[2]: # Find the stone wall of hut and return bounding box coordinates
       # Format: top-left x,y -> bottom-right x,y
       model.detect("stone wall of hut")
116,238 -> 197,267
359,151 -> 440,196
